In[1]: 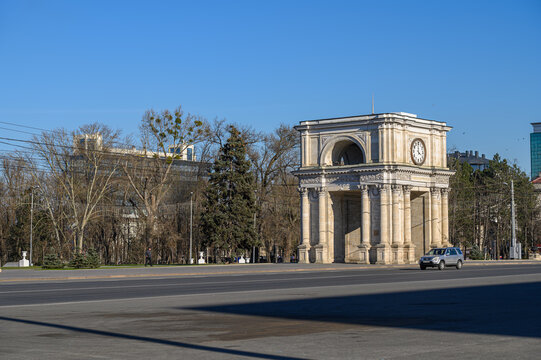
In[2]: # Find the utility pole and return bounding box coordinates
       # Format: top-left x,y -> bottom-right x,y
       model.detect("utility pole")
30,187 -> 34,266
510,180 -> 521,259
189,192 -> 193,264
253,189 -> 257,264
253,212 -> 256,264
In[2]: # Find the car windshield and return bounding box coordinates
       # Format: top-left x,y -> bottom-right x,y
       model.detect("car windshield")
426,249 -> 445,256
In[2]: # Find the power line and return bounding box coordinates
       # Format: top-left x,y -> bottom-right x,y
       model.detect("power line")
0,135 -> 204,166
0,126 -> 40,136
0,118 -> 209,150
0,120 -> 52,133
0,136 -> 209,174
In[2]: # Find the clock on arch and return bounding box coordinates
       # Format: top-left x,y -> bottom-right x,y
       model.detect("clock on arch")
410,138 -> 426,165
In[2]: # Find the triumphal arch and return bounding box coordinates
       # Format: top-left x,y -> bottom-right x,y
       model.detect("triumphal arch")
293,112 -> 453,264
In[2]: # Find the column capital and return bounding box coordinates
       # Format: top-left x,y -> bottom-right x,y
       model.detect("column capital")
440,188 -> 450,196
297,186 -> 308,195
430,187 -> 441,196
316,186 -> 327,195
402,185 -> 412,195
377,184 -> 391,193
391,185 -> 402,194
360,184 -> 370,192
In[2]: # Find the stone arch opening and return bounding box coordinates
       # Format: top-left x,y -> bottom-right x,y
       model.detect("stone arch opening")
320,136 -> 366,166
332,141 -> 365,166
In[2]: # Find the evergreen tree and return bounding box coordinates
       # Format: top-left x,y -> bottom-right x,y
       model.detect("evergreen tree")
200,126 -> 257,261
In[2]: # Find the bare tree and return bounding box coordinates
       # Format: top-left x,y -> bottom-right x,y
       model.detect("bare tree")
121,106 -> 205,252
28,123 -> 122,253
199,118 -> 261,163
0,157 -> 33,263
250,124 -> 298,197
249,124 -> 299,261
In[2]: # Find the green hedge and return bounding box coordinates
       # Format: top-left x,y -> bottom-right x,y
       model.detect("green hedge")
42,253 -> 65,269
70,249 -> 100,269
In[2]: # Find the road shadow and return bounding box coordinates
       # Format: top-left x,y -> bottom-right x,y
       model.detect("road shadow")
397,268 -> 424,271
184,281 -> 541,339
0,316 -> 307,360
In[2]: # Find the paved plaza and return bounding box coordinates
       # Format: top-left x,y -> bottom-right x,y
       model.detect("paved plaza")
1,262 -> 541,359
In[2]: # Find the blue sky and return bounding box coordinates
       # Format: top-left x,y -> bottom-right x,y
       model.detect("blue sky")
0,0 -> 540,172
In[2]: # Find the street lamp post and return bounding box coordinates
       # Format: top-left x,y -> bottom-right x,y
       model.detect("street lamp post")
510,180 -> 521,259
189,192 -> 193,264
29,187 -> 34,266
190,191 -> 193,264
253,189 -> 257,264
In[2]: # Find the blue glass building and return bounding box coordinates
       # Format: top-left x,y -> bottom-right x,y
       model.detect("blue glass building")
532,122 -> 541,180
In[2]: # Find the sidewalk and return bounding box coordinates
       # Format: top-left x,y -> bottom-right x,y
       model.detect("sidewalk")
1,260 -> 539,283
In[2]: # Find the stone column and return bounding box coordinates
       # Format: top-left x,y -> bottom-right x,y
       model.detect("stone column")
376,184 -> 391,264
358,185 -> 371,264
315,187 -> 329,263
298,187 -> 310,263
402,186 -> 415,263
441,188 -> 450,247
430,187 -> 441,248
391,185 -> 404,264
403,186 -> 412,245
392,186 -> 401,245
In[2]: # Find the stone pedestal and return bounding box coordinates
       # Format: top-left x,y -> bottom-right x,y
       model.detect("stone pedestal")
298,244 -> 310,264
314,244 -> 328,263
391,244 -> 405,264
376,244 -> 392,264
197,252 -> 206,264
19,251 -> 29,267
357,244 -> 371,264
404,243 -> 416,264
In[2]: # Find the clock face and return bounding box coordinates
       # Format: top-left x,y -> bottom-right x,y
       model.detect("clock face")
411,139 -> 426,165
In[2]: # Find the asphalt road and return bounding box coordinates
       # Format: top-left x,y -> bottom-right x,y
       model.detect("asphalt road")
2,264 -> 541,306
1,264 -> 541,359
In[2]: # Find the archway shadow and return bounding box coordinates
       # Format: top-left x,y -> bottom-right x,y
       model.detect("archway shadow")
0,316 -> 307,360
183,282 -> 541,338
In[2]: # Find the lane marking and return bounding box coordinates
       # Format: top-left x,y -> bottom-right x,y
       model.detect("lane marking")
0,263 -> 541,283
2,263 -> 540,283
0,267 -> 530,294
2,266 -> 540,294
1,273 -> 540,309
0,267 -> 362,283
0,271 -> 465,294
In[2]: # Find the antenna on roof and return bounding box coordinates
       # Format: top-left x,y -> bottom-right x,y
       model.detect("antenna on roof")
371,93 -> 374,114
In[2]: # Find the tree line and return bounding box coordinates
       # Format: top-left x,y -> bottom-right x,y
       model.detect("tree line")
1,106 -> 539,265
0,106 -> 299,265
448,155 -> 540,259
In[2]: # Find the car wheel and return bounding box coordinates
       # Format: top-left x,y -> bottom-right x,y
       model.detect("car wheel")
420,265 -> 426,270
438,261 -> 445,270
456,260 -> 463,270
